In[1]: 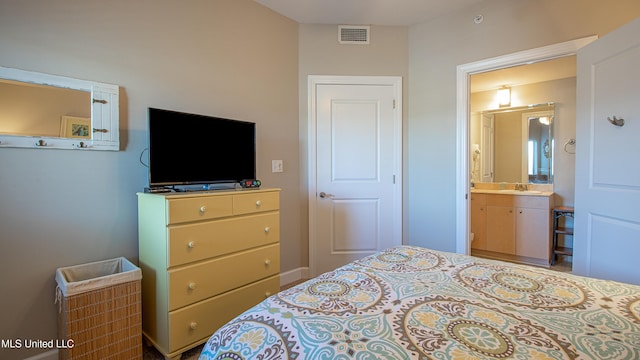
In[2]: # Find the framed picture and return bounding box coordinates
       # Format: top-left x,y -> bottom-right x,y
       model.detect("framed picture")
60,116 -> 91,139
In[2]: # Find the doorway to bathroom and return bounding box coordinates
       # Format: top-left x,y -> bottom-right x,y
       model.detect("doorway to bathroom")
455,36 -> 598,269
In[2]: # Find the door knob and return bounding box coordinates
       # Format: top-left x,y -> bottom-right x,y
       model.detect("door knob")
319,192 -> 334,198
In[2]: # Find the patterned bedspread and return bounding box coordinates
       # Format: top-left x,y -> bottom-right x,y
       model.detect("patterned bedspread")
199,246 -> 640,359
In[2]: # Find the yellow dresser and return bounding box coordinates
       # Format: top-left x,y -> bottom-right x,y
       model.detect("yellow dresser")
137,189 -> 280,360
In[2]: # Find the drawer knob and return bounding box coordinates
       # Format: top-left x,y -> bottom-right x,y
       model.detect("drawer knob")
265,292 -> 272,298
190,322 -> 198,330
188,282 -> 197,290
264,259 -> 271,266
188,241 -> 196,248
264,227 -> 270,234
199,206 -> 206,213
256,200 -> 262,207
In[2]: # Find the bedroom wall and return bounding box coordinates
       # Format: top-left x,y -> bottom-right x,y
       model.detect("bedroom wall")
407,0 -> 640,252
0,1 -> 298,359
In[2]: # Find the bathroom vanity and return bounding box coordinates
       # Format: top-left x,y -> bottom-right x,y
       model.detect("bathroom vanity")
471,189 -> 554,267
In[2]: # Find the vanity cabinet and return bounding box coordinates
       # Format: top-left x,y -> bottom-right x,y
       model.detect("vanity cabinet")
470,193 -> 487,250
472,192 -> 553,266
486,205 -> 516,254
516,206 -> 551,260
137,189 -> 280,360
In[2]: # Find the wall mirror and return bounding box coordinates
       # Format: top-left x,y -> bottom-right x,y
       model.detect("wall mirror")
0,66 -> 119,151
472,103 -> 554,184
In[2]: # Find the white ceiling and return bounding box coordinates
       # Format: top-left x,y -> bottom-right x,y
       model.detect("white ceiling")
253,0 -> 485,26
253,0 -> 577,91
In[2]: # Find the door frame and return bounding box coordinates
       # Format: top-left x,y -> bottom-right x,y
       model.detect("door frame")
455,36 -> 597,255
308,75 -> 403,276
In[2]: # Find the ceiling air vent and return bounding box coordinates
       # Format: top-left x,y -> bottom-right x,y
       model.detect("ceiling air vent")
338,25 -> 370,45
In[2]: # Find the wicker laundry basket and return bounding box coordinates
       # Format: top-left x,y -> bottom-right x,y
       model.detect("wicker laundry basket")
55,257 -> 142,360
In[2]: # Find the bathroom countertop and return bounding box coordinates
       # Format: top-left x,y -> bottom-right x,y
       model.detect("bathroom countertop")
471,189 -> 554,196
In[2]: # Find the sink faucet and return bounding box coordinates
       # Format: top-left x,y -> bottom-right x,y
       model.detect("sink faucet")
515,183 -> 528,191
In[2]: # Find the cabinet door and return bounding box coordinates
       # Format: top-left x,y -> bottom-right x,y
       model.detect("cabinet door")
470,194 -> 487,250
91,84 -> 119,147
515,207 -> 549,260
486,206 -> 515,254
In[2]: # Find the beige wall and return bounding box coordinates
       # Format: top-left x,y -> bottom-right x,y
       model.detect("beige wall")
408,0 -> 640,252
0,1 -> 298,359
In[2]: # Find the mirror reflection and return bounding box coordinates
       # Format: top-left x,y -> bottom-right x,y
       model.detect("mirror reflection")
0,79 -> 90,138
471,103 -> 554,184
0,66 -> 119,151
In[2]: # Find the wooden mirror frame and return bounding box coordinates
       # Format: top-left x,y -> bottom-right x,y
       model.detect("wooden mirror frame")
0,66 -> 119,151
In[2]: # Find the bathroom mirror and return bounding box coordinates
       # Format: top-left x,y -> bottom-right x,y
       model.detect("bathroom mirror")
0,66 -> 119,151
472,103 -> 554,184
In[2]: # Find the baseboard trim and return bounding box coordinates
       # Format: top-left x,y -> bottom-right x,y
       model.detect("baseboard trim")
24,349 -> 57,360
280,267 -> 309,287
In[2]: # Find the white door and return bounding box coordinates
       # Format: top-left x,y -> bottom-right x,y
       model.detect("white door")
480,113 -> 494,182
309,76 -> 402,277
574,17 -> 640,285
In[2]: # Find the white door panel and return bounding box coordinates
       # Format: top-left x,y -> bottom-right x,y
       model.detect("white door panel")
310,77 -> 402,276
587,214 -> 640,284
574,17 -> 640,285
591,44 -> 640,188
331,199 -> 379,252
330,100 -> 380,181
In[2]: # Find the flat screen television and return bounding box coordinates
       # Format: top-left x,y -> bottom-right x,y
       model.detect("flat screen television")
148,107 -> 256,188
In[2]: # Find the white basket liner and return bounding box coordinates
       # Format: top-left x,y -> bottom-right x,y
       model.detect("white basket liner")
55,257 -> 141,297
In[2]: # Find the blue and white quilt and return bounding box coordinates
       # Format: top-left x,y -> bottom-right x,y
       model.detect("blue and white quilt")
200,246 -> 640,359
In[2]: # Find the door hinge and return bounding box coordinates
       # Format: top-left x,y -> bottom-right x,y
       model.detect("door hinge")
393,175 -> 396,184
393,99 -> 396,109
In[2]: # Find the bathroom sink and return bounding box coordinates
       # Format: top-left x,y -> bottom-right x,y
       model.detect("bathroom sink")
499,189 -> 543,194
471,189 -> 547,195
500,190 -> 542,195
518,190 -> 542,194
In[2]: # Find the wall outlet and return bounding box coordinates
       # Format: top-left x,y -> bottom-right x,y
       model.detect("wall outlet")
272,160 -> 283,173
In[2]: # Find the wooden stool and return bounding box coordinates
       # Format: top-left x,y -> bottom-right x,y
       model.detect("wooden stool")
552,206 -> 574,265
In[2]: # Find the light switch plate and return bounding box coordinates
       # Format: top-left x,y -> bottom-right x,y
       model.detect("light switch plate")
272,160 -> 283,173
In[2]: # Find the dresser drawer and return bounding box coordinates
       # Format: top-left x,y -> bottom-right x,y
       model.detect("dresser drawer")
168,274 -> 280,353
233,191 -> 279,215
168,212 -> 280,267
168,244 -> 280,310
167,195 -> 233,224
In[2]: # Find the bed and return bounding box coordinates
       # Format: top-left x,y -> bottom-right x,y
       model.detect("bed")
199,246 -> 640,359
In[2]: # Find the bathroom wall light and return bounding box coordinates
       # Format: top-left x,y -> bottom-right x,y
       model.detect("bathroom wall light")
497,87 -> 511,107
539,116 -> 550,125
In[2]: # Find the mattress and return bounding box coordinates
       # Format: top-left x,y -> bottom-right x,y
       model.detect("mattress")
199,246 -> 640,359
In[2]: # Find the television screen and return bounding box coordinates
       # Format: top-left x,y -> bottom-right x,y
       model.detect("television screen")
148,108 -> 256,187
